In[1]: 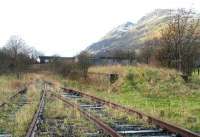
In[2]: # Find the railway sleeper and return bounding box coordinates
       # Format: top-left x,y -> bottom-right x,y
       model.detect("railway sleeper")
80,104 -> 104,110
111,121 -> 174,137
62,94 -> 82,99
67,89 -> 82,96
112,124 -> 146,131
117,129 -> 162,134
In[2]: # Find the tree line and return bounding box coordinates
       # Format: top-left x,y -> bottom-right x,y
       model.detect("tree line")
156,9 -> 200,78
149,9 -> 199,79
0,35 -> 42,76
0,35 -> 91,79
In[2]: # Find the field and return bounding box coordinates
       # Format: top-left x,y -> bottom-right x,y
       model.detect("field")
62,65 -> 200,132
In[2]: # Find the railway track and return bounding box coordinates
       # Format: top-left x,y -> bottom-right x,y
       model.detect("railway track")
0,87 -> 27,107
60,89 -> 174,137
15,81 -> 199,137
61,87 -> 200,137
52,93 -> 122,137
25,89 -> 46,137
37,97 -> 103,137
0,87 -> 28,136
26,82 -> 120,137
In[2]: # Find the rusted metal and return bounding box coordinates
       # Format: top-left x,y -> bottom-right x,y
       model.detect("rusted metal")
0,87 -> 27,107
25,89 -> 46,137
9,87 -> 27,99
62,87 -> 200,137
52,93 -> 122,137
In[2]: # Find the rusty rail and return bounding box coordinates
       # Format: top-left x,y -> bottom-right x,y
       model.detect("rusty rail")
0,87 -> 27,107
62,87 -> 200,137
25,89 -> 46,137
52,93 -> 122,137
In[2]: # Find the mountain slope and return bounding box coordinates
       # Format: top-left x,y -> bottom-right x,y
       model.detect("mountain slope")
86,9 -> 195,56
102,21 -> 134,40
86,21 -> 135,56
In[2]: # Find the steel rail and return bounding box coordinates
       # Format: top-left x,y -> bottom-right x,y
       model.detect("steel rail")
52,93 -> 122,137
25,89 -> 46,137
62,87 -> 200,137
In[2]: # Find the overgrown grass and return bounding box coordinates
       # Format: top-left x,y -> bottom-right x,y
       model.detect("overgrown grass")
89,65 -> 127,75
11,84 -> 41,137
0,75 -> 23,103
0,73 -> 41,103
45,98 -> 69,119
63,65 -> 200,132
0,79 -> 42,137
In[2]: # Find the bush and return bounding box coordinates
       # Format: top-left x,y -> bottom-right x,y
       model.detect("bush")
77,51 -> 92,79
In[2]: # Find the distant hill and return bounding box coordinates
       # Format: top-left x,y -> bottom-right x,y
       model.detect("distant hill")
85,9 -> 199,57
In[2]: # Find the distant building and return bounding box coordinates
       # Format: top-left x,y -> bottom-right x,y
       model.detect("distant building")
38,56 -> 76,64
38,56 -> 135,65
89,56 -> 135,65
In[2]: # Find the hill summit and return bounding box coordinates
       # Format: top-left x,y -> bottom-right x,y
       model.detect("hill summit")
86,9 -> 198,56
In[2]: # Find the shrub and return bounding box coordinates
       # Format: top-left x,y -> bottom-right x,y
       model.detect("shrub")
123,66 -> 189,97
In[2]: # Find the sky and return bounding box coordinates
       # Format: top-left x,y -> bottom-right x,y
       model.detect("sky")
0,0 -> 199,57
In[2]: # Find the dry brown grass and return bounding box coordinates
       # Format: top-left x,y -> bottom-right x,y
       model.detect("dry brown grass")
10,80 -> 23,89
89,64 -> 179,76
89,65 -> 127,75
0,73 -> 42,103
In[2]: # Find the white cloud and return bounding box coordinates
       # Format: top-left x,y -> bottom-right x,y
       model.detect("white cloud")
0,0 -> 199,56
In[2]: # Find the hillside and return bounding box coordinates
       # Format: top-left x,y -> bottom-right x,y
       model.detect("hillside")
86,9 -> 199,56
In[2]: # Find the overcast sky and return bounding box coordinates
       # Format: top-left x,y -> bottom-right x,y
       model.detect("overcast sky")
0,0 -> 199,56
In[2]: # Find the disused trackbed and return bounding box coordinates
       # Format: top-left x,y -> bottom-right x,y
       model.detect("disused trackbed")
52,93 -> 123,137
25,90 -> 46,137
0,87 -> 27,107
62,87 -> 200,137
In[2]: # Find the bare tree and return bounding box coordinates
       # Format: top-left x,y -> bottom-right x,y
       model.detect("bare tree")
138,38 -> 159,64
0,35 -> 42,75
112,49 -> 124,62
139,46 -> 154,64
0,48 -> 12,73
127,50 -> 136,64
77,51 -> 92,79
0,35 -> 41,77
156,9 -> 200,78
